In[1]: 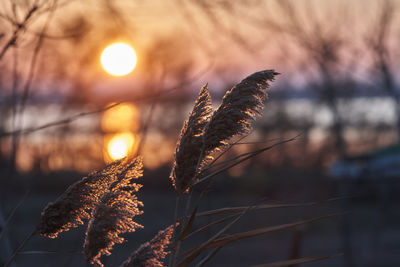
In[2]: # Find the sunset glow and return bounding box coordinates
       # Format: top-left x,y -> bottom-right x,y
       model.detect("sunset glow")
101,103 -> 140,132
101,43 -> 137,76
106,132 -> 135,160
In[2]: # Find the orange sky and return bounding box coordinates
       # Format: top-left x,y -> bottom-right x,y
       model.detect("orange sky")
1,0 -> 398,100
1,0 -> 399,172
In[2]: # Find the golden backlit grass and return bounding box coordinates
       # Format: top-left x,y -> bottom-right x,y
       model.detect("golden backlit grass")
5,70 -> 340,267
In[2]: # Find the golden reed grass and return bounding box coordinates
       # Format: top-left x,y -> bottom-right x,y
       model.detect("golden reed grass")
170,70 -> 278,195
37,158 -> 128,238
21,70 -> 292,267
120,224 -> 177,267
84,157 -> 144,267
170,85 -> 213,194
38,157 -> 144,266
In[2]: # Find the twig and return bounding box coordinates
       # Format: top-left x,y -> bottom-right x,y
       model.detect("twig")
19,0 -> 57,117
0,5 -> 38,61
0,102 -> 122,138
0,61 -> 213,138
135,77 -> 163,155
7,1 -> 56,175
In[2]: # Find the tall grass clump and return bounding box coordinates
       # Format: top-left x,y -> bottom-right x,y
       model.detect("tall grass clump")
4,70 -> 340,267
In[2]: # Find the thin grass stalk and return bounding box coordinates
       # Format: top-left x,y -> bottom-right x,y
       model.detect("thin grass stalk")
186,196 -> 348,219
168,196 -> 180,267
195,136 -> 298,186
177,208 -> 249,267
185,213 -> 241,240
172,190 -> 195,267
4,228 -> 36,267
178,201 -> 265,266
0,191 -> 29,241
179,198 -> 197,241
194,246 -> 223,267
184,213 -> 342,254
194,203 -> 314,217
251,254 -> 343,267
199,134 -> 250,174
17,250 -> 81,255
180,199 -> 269,260
234,138 -> 284,145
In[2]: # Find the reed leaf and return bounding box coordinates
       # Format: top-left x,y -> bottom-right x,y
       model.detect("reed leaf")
195,246 -> 223,267
194,203 -> 315,217
195,136 -> 296,186
177,207 -> 250,267
178,206 -> 198,241
180,213 -> 340,266
251,254 -> 343,267
185,213 -> 241,240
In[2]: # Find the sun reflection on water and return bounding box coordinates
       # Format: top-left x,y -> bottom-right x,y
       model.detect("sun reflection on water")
101,103 -> 140,132
102,103 -> 140,162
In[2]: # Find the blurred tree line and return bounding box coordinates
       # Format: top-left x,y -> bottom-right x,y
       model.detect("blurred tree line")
0,0 -> 398,178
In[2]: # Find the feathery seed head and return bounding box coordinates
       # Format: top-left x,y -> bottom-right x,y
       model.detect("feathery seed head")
83,192 -> 144,267
83,156 -> 144,267
169,70 -> 278,195
37,158 -> 130,238
203,70 -> 278,154
120,223 -> 178,267
170,85 -> 213,195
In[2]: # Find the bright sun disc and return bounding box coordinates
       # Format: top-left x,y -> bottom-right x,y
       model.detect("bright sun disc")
107,133 -> 135,160
101,43 -> 137,76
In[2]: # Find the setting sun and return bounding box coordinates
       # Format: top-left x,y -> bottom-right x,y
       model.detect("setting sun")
101,43 -> 137,76
106,132 -> 135,160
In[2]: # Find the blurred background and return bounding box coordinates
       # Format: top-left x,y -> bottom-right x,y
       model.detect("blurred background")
0,0 -> 400,266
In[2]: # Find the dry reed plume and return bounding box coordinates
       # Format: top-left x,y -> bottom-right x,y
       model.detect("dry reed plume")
203,70 -> 278,153
83,157 -> 144,267
170,70 -> 278,195
170,85 -> 213,194
120,224 -> 177,267
37,158 -> 132,238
